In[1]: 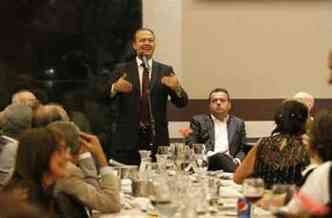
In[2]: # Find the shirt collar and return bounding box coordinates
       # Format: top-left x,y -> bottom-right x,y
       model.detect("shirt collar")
211,114 -> 229,123
1,135 -> 18,144
136,56 -> 153,68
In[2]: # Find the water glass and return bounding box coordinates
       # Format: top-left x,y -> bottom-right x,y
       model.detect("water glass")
152,176 -> 180,218
139,149 -> 151,160
157,146 -> 170,155
192,143 -> 206,155
156,154 -> 168,172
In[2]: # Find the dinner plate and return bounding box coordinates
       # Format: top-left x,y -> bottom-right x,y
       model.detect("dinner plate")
219,189 -> 242,198
222,172 -> 234,179
219,210 -> 237,216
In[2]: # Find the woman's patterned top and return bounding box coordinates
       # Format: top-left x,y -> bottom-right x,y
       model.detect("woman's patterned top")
253,134 -> 309,189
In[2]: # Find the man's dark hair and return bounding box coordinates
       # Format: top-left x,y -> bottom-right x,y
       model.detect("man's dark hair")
13,127 -> 64,184
310,110 -> 332,162
132,27 -> 155,42
47,121 -> 80,155
208,88 -> 230,102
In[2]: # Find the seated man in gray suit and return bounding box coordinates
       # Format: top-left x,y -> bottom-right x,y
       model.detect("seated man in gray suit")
187,88 -> 247,172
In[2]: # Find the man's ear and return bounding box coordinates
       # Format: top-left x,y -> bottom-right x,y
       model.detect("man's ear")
132,41 -> 137,51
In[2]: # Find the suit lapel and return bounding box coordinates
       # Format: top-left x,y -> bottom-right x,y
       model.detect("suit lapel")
128,61 -> 140,93
150,60 -> 159,91
208,115 -> 215,151
227,116 -> 235,151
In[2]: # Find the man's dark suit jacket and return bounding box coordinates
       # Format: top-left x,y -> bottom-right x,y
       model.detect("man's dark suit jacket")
188,114 -> 246,161
107,60 -> 188,165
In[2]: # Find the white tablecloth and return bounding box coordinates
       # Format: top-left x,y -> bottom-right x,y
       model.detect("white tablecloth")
94,176 -> 274,218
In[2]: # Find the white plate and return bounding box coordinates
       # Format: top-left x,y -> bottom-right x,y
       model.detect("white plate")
219,189 -> 242,198
219,210 -> 237,216
222,172 -> 234,179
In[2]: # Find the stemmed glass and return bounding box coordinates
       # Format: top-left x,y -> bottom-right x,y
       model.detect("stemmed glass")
242,178 -> 265,217
269,184 -> 296,213
172,143 -> 188,171
192,144 -> 208,174
139,150 -> 151,178
156,146 -> 170,172
157,146 -> 170,155
152,175 -> 180,218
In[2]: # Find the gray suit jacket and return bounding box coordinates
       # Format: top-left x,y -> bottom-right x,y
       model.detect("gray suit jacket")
0,136 -> 18,188
54,154 -> 120,213
188,114 -> 246,160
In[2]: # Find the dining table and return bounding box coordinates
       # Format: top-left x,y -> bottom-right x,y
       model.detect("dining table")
92,170 -> 275,218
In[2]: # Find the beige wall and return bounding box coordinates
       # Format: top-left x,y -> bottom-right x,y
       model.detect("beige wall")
143,0 -> 332,138
145,0 -> 332,99
143,0 -> 183,80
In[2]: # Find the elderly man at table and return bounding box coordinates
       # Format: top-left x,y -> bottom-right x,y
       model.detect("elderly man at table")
0,104 -> 32,188
11,89 -> 40,109
32,103 -> 70,127
293,91 -> 314,119
187,88 -> 247,172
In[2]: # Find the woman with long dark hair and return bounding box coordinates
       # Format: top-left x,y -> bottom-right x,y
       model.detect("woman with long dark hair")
279,110 -> 332,217
233,100 -> 309,188
2,127 -> 84,218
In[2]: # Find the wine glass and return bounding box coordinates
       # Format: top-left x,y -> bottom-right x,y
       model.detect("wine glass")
192,144 -> 208,174
242,178 -> 265,217
156,154 -> 168,172
152,175 -> 180,218
139,150 -> 151,176
139,150 -> 151,161
172,143 -> 188,171
192,143 -> 205,155
269,184 -> 296,213
156,146 -> 171,173
157,146 -> 170,155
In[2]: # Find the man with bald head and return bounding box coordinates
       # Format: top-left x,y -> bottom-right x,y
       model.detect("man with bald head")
293,92 -> 315,115
11,90 -> 39,109
32,103 -> 70,127
293,91 -> 315,154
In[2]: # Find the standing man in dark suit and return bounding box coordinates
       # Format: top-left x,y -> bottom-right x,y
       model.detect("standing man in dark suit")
187,88 -> 246,172
107,28 -> 188,165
